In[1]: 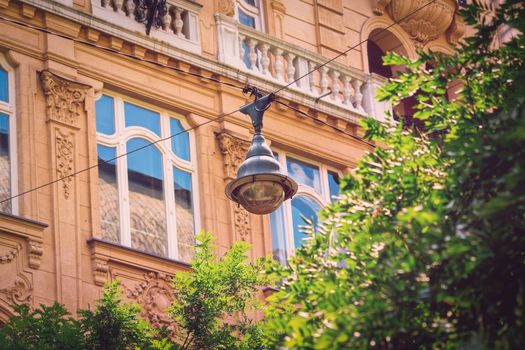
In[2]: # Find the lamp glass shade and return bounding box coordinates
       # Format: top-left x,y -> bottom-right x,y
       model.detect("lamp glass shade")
236,180 -> 285,215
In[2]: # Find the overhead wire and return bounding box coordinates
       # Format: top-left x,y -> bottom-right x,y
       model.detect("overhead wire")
0,0 -> 436,205
0,14 -> 246,90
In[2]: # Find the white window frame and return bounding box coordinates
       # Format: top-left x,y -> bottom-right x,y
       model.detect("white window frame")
236,0 -> 265,31
0,54 -> 18,215
272,149 -> 340,258
95,92 -> 200,261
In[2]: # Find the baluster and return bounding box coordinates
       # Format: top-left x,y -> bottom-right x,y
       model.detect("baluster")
320,66 -> 329,96
113,0 -> 123,13
352,78 -> 364,111
284,52 -> 296,85
125,0 -> 135,17
342,75 -> 352,106
101,0 -> 109,9
174,7 -> 184,37
161,6 -> 171,31
330,70 -> 340,101
273,48 -> 284,81
239,34 -> 246,64
259,44 -> 271,76
247,39 -> 258,72
308,61 -> 316,93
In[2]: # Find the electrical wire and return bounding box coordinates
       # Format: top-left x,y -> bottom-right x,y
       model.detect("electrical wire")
0,0 -> 437,205
275,100 -> 376,148
0,106 -> 244,204
0,14 -> 246,90
272,0 -> 437,95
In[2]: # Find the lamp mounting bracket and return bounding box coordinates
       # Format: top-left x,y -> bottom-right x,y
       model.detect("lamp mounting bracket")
239,92 -> 275,134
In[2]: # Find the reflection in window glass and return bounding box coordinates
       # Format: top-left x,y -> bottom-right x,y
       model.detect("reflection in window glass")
0,66 -> 7,102
174,168 -> 194,262
328,171 -> 340,201
0,113 -> 10,213
291,196 -> 320,248
270,206 -> 287,265
287,157 -> 321,193
239,9 -> 256,28
124,102 -> 161,136
170,118 -> 190,161
95,95 -> 115,135
97,145 -> 119,242
126,138 -> 167,256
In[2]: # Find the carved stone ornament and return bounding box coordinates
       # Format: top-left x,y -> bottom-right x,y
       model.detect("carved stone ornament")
0,275 -> 32,306
125,272 -> 175,333
39,70 -> 89,127
372,0 -> 458,47
217,0 -> 235,17
217,133 -> 250,180
217,133 -> 251,240
0,246 -> 19,264
92,257 -> 109,286
55,131 -> 74,199
28,240 -> 43,269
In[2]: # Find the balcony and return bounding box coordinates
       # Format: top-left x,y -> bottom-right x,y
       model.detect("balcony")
91,0 -> 201,54
215,14 -> 392,123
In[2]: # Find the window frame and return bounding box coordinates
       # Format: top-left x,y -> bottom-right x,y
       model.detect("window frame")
0,54 -> 18,215
272,149 -> 340,259
236,0 -> 265,31
95,92 -> 200,261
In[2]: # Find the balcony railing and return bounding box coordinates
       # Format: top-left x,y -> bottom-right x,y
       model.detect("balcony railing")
92,0 -> 201,54
215,14 -> 391,122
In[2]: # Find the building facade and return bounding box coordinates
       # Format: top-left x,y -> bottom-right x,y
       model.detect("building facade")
0,0 -> 463,327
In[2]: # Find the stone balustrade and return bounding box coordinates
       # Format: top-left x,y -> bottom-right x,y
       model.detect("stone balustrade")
92,0 -> 201,54
216,14 -> 392,122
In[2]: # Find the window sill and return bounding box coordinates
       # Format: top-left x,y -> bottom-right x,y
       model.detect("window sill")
0,212 -> 48,269
87,238 -> 191,286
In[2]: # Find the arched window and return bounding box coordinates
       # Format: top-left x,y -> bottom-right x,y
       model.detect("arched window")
237,0 -> 264,30
270,151 -> 340,264
95,93 -> 198,262
0,55 -> 17,214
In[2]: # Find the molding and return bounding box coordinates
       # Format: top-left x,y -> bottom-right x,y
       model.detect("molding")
39,70 -> 90,128
0,212 -> 47,270
216,132 -> 252,241
87,238 -> 191,286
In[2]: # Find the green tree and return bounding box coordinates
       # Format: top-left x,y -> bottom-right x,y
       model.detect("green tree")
169,231 -> 271,350
0,281 -> 171,350
263,1 -> 525,349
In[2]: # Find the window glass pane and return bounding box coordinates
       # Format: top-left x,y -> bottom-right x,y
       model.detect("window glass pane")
127,138 -> 167,255
244,0 -> 256,6
239,9 -> 256,28
287,157 -> 321,193
292,196 -> 320,248
270,206 -> 287,265
0,113 -> 10,213
95,95 -> 115,135
124,102 -> 161,136
0,67 -> 7,103
173,167 -> 194,262
97,145 -> 119,242
328,171 -> 340,201
170,118 -> 190,161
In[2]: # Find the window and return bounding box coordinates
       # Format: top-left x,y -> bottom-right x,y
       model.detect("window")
270,151 -> 340,264
237,0 -> 264,30
0,55 -> 17,214
95,93 -> 198,262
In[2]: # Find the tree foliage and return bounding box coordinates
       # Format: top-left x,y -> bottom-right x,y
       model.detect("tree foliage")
263,1 -> 525,349
169,231 -> 271,350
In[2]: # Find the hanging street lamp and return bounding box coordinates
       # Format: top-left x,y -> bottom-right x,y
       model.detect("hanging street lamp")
225,92 -> 297,215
